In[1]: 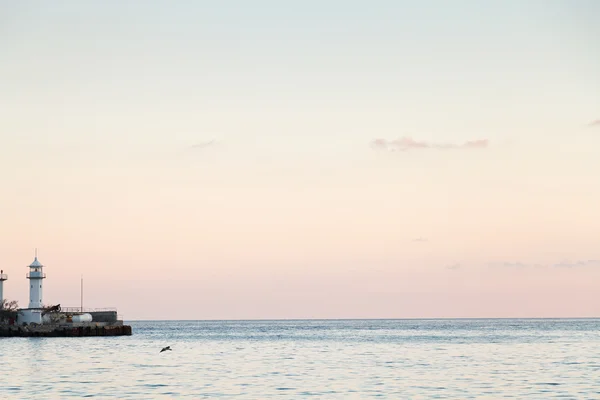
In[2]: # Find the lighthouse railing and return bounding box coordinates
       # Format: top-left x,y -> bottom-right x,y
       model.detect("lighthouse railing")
26,272 -> 46,278
60,307 -> 118,313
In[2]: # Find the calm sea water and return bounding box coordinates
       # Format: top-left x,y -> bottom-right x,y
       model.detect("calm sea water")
1,319 -> 599,398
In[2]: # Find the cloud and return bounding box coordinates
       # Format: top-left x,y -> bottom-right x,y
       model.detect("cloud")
588,120 -> 600,127
488,261 -> 530,269
446,263 -> 461,270
189,140 -> 216,149
412,237 -> 428,242
552,259 -> 600,268
371,137 -> 489,152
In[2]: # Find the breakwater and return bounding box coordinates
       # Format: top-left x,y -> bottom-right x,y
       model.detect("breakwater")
0,323 -> 132,337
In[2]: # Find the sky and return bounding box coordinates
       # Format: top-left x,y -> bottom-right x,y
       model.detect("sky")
0,0 -> 599,320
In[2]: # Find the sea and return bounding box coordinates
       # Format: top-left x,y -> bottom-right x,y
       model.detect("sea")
1,319 -> 599,399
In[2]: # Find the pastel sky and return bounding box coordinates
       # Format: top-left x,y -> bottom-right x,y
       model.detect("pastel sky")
1,0 -> 599,320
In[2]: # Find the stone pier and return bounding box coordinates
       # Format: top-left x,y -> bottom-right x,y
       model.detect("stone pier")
0,323 -> 132,337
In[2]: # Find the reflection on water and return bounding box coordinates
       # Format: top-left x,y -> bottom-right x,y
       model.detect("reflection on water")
1,319 -> 599,398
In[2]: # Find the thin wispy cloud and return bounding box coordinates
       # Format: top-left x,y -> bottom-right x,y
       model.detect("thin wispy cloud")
189,140 -> 216,149
412,237 -> 428,243
553,259 -> 600,268
588,119 -> 600,127
446,263 -> 461,270
488,261 -> 531,269
371,137 -> 489,152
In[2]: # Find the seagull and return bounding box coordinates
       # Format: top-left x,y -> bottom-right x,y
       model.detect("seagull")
160,346 -> 172,353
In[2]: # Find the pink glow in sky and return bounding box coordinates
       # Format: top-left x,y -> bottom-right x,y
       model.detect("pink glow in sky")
0,1 -> 599,320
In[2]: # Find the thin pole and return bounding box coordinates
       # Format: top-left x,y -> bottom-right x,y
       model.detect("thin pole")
81,275 -> 83,312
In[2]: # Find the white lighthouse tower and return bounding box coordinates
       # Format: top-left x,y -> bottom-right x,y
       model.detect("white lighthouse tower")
0,269 -> 7,305
27,255 -> 46,309
17,253 -> 47,324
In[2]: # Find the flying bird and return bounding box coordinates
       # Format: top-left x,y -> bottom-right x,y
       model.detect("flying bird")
160,346 -> 172,353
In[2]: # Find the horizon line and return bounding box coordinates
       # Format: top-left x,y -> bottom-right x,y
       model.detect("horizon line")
125,316 -> 600,322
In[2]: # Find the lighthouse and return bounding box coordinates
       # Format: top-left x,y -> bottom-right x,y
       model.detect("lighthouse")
16,254 -> 47,324
27,255 -> 46,309
0,269 -> 7,305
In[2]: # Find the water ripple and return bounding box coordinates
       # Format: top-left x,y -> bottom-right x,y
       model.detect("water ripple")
1,319 -> 600,398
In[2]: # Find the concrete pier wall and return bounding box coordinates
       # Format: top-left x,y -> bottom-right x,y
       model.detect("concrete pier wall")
0,323 -> 132,337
